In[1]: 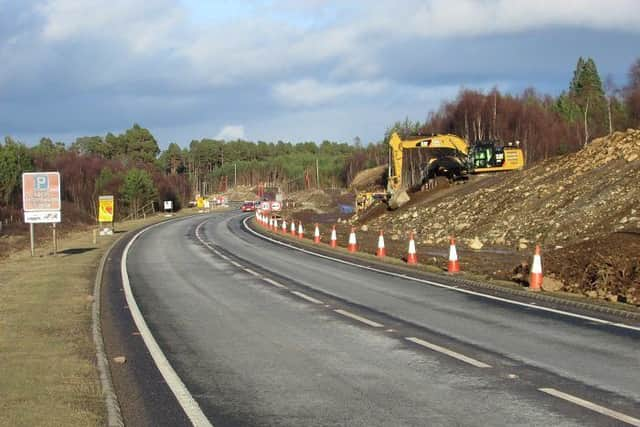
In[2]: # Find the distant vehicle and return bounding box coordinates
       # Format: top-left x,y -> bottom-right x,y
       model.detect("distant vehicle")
241,201 -> 256,212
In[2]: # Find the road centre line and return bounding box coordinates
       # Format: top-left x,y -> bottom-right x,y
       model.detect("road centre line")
262,277 -> 288,289
290,291 -> 324,304
244,268 -> 261,277
124,220 -> 213,426
539,388 -> 640,426
334,309 -> 384,328
405,337 -> 491,368
243,217 -> 640,332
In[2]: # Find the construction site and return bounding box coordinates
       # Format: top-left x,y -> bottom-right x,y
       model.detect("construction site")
239,128 -> 640,307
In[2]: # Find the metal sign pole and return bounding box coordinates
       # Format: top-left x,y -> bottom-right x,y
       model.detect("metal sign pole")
52,223 -> 57,255
30,223 -> 35,257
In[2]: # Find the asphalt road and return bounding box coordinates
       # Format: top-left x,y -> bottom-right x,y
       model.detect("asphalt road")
118,211 -> 640,426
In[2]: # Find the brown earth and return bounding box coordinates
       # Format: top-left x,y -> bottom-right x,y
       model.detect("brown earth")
281,129 -> 640,306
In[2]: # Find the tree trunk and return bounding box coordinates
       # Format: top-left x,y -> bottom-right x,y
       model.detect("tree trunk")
583,97 -> 590,147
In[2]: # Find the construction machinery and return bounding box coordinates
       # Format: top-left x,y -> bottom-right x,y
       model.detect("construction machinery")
355,132 -> 524,213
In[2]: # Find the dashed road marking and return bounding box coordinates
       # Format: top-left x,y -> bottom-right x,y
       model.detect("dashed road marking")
290,291 -> 324,305
334,309 -> 384,328
243,217 -> 640,332
539,388 -> 640,426
405,337 -> 492,368
262,277 -> 288,289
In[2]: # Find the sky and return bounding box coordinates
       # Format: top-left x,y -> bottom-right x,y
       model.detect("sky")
2,0 -> 640,148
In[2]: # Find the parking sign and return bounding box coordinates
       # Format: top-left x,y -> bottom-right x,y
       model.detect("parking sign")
22,172 -> 62,223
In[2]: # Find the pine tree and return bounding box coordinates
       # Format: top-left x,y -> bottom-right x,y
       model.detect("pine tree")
568,57 -> 607,146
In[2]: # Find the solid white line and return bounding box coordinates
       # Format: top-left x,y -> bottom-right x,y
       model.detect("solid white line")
262,277 -> 288,289
405,337 -> 491,368
229,260 -> 242,268
290,291 -> 324,305
334,309 -> 384,328
243,217 -> 640,332
539,388 -> 640,426
123,222 -> 213,427
244,268 -> 261,277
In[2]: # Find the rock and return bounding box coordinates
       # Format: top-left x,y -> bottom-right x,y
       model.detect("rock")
468,237 -> 484,250
586,290 -> 598,298
518,242 -> 528,250
542,277 -> 563,292
113,356 -> 126,364
625,153 -> 638,162
411,212 -> 418,219
360,224 -> 369,232
391,234 -> 400,241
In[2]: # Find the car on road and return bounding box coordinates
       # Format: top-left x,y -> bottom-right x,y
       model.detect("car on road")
241,201 -> 257,212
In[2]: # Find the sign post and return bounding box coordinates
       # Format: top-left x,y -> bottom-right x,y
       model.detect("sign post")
22,172 -> 62,256
98,195 -> 115,235
163,200 -> 173,216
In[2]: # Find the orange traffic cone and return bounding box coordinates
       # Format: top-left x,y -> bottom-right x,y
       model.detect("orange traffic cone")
290,220 -> 296,236
298,222 -> 304,239
406,232 -> 418,264
448,237 -> 460,273
376,230 -> 386,257
529,245 -> 543,292
281,219 -> 287,234
314,223 -> 321,243
330,225 -> 337,248
348,227 -> 357,252
273,218 -> 278,231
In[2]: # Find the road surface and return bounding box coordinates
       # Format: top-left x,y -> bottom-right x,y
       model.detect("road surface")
106,211 -> 640,426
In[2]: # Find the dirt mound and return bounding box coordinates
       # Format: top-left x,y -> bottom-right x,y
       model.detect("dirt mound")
289,189 -> 333,207
367,128 -> 640,304
225,186 -> 259,202
350,165 -> 387,190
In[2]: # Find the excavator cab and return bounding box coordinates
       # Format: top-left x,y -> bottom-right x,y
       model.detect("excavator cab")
470,140 -> 524,173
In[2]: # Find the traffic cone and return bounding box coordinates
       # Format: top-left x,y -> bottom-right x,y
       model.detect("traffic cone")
348,227 -> 357,252
314,223 -> 321,243
529,245 -> 543,292
291,220 -> 296,236
281,219 -> 287,234
376,230 -> 386,257
330,225 -> 337,248
273,218 -> 278,231
406,232 -> 418,264
298,222 -> 304,239
448,237 -> 460,273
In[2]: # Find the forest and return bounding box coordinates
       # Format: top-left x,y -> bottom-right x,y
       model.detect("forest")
1,56 -> 639,228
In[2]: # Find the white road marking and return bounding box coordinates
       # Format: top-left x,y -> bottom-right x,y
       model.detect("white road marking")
290,291 -> 324,305
244,268 -> 261,277
334,309 -> 384,328
539,388 -> 640,426
262,277 -> 288,289
123,221 -> 213,427
405,337 -> 491,368
229,260 -> 242,268
243,218 -> 640,332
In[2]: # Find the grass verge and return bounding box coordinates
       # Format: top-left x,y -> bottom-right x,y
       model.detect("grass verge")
0,210 -> 203,426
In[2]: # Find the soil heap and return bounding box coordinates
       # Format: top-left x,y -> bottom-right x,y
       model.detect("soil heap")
368,129 -> 640,304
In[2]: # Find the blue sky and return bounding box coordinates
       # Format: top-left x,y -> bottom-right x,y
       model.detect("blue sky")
2,0 -> 640,148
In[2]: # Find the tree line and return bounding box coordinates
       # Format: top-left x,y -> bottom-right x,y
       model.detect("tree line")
343,56 -> 640,177
1,56 -> 639,227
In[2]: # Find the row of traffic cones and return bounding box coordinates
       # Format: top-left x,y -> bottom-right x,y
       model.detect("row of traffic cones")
255,211 -> 543,291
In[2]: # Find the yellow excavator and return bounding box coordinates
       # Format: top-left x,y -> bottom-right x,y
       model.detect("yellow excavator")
357,132 -> 524,212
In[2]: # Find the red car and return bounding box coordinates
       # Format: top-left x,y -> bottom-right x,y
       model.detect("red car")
241,201 -> 256,212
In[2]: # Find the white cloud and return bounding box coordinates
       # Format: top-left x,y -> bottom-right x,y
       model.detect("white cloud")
272,79 -> 387,107
216,125 -> 245,141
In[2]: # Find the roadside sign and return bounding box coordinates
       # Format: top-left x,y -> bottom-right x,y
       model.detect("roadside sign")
260,201 -> 270,211
164,200 -> 173,211
271,201 -> 282,211
22,172 -> 61,223
98,195 -> 114,222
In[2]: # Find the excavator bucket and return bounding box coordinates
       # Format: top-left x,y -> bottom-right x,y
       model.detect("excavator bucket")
388,189 -> 410,210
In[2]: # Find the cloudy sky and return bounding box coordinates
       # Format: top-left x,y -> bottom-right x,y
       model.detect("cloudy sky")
2,0 -> 640,148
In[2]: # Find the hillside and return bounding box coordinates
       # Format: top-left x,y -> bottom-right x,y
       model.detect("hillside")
363,129 -> 640,304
